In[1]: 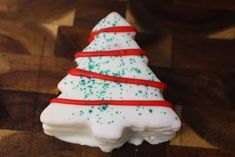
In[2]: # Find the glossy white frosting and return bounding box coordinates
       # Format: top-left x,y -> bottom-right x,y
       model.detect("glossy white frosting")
40,12 -> 181,152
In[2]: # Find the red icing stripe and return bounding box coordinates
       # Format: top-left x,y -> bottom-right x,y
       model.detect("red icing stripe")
89,26 -> 137,43
68,68 -> 166,90
74,49 -> 147,58
51,98 -> 172,108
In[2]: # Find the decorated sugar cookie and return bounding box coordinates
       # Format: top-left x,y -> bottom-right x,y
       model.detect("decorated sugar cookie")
40,12 -> 181,152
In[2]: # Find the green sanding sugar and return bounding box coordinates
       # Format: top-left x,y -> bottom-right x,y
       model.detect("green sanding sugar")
101,105 -> 109,111
80,80 -> 85,85
79,110 -> 84,116
88,64 -> 94,70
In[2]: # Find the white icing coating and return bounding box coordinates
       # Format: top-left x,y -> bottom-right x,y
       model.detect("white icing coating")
40,12 -> 181,152
57,75 -> 163,100
84,32 -> 138,51
91,12 -> 131,31
75,56 -> 158,82
41,104 -> 180,152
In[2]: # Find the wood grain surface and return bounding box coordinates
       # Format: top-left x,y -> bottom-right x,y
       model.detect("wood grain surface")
128,0 -> 235,34
155,67 -> 235,149
75,0 -> 126,28
0,0 -> 234,156
174,0 -> 235,10
171,35 -> 235,72
0,54 -> 10,75
0,0 -> 76,24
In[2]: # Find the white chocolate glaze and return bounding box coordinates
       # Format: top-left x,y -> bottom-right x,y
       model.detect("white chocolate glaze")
40,12 -> 181,152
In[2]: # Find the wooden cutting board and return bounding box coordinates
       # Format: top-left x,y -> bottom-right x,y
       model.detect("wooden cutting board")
0,0 -> 234,157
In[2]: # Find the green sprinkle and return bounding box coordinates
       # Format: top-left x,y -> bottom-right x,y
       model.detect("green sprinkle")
101,105 -> 108,111
80,80 -> 85,85
79,110 -> 84,116
84,94 -> 89,99
88,64 -> 94,70
136,69 -> 141,74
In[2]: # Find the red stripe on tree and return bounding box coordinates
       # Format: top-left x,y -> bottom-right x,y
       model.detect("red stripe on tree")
89,26 -> 137,43
51,98 -> 172,108
74,49 -> 147,58
68,68 -> 167,90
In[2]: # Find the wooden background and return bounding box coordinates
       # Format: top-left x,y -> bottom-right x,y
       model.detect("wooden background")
0,0 -> 234,156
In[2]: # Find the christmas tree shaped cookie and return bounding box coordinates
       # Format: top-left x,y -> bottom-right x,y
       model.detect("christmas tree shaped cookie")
40,12 -> 181,152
